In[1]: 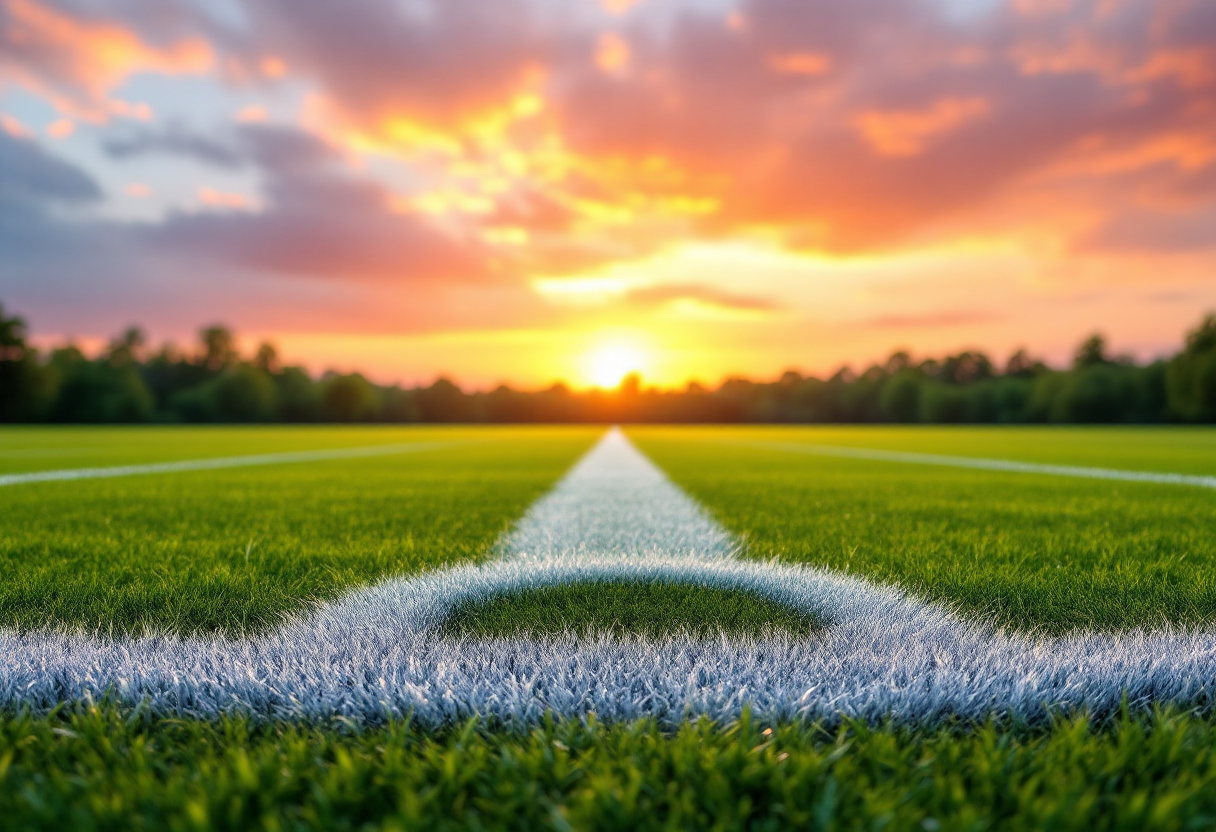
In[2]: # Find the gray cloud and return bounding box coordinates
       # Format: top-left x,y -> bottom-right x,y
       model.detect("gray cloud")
103,124 -> 245,168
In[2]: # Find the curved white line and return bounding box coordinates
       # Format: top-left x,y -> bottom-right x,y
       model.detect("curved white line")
2,428 -> 1212,725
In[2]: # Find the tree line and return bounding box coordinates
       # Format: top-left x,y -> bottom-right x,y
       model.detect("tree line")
1,303 -> 1214,424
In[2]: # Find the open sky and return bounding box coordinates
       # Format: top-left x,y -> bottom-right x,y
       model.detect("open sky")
2,0 -> 1214,389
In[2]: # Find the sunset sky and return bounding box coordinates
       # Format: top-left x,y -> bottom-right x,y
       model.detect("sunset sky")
2,0 -> 1214,389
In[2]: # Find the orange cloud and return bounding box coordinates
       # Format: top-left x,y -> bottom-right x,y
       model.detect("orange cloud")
44,117 -> 72,137
1124,48 -> 1216,90
198,187 -> 252,211
601,0 -> 642,14
236,105 -> 268,123
260,56 -> 287,78
856,97 -> 991,157
0,112 -> 31,136
0,0 -> 211,121
768,51 -> 832,76
596,33 -> 630,73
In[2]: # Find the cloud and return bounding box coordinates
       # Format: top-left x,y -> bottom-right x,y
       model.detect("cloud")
146,125 -> 495,283
0,128 -> 100,210
0,0 -> 212,121
855,97 -> 991,157
1079,204 -> 1216,253
2,0 -> 1216,346
866,311 -> 1002,329
11,0 -> 1212,267
102,124 -> 245,168
0,127 -> 542,340
624,283 -> 780,313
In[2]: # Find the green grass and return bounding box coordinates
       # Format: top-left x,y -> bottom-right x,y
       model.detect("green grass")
439,580 -> 817,639
0,426 -> 599,634
7,424 -> 1216,829
629,426 -> 1216,634
4,705 -> 1216,831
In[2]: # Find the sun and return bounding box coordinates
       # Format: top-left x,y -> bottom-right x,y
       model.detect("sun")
586,342 -> 646,388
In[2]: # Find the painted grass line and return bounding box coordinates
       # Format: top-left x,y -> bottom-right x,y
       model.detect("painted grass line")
0,442 -> 452,487
740,440 -> 1216,490
5,428 -> 1216,726
501,427 -> 736,560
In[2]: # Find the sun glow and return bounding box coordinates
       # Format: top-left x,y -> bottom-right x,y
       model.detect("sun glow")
585,341 -> 647,389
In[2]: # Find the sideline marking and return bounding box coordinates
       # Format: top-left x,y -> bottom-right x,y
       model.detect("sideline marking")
740,440 -> 1216,490
0,442 -> 451,487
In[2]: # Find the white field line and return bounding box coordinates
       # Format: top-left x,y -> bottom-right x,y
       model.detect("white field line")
2,428 -> 1215,725
735,439 -> 1216,489
0,442 -> 451,487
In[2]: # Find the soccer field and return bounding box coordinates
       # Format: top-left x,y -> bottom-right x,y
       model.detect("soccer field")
3,425 -> 1216,829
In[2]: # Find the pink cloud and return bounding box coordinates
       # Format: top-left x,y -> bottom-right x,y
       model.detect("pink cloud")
0,0 -> 212,122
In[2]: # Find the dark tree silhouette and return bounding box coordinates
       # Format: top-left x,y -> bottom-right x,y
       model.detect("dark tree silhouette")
0,302 -> 1213,425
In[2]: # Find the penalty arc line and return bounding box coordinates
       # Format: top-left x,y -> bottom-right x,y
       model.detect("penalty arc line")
0,442 -> 455,487
3,428 -> 1216,726
733,439 -> 1216,490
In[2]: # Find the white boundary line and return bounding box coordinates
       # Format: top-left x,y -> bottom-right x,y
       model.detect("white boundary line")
735,439 -> 1216,489
0,442 -> 451,487
2,428 -> 1214,725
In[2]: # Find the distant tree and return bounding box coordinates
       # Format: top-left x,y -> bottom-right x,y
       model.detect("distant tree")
253,342 -> 280,373
275,367 -> 321,422
106,326 -> 146,366
211,364 -> 277,421
0,303 -> 27,362
1004,349 -> 1039,378
1051,365 -> 1135,423
381,385 -> 421,422
321,373 -> 382,422
199,325 -> 238,372
1166,314 -> 1216,421
0,303 -> 55,421
0,303 -> 29,420
415,378 -> 471,421
879,371 -> 921,422
1073,334 -> 1109,369
993,377 -> 1033,422
169,385 -> 217,422
52,360 -> 155,422
0,300 -> 1213,426
940,351 -> 994,385
920,383 -> 971,423
884,351 -> 912,375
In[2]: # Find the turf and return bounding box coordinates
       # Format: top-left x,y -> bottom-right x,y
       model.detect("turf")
629,426 -> 1216,634
0,426 -> 599,634
7,424 -> 1216,829
4,705 -> 1216,831
439,580 -> 817,639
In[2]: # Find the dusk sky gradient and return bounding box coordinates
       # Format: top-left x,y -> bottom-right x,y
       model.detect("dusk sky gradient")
2,0 -> 1214,388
